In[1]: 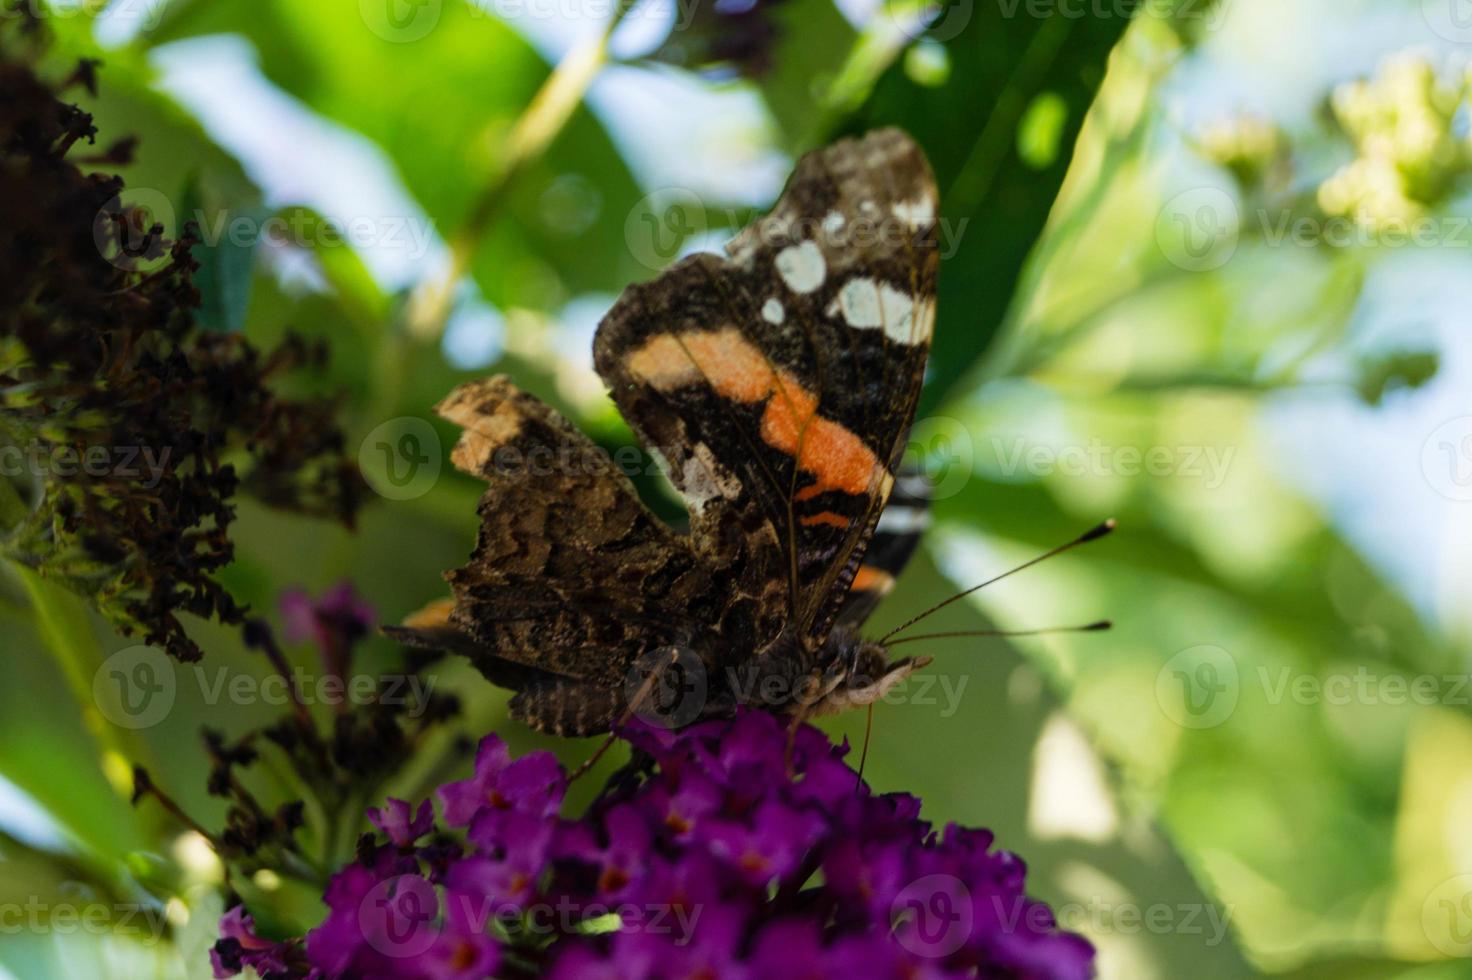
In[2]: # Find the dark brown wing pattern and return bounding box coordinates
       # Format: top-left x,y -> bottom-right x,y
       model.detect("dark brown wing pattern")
395,129 -> 939,735
594,127 -> 938,652
387,377 -> 719,734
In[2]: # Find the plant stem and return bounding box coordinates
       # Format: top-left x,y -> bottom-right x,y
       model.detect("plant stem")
407,2 -> 636,338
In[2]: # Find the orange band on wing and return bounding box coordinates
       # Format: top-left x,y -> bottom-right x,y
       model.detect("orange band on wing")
627,328 -> 884,499
850,565 -> 894,593
799,511 -> 852,529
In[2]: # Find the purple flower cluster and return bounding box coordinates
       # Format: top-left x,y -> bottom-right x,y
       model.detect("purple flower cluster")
212,711 -> 1094,979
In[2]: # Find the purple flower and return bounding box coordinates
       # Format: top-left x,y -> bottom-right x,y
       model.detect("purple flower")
368,798 -> 435,849
214,710 -> 1095,980
437,734 -> 564,827
280,582 -> 376,677
210,906 -> 309,979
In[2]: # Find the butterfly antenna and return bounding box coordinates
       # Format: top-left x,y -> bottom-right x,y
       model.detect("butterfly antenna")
879,519 -> 1115,645
887,621 -> 1112,648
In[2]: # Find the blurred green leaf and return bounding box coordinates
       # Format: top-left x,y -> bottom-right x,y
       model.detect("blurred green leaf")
182,177 -> 265,333
139,0 -> 644,311
838,10 -> 1131,411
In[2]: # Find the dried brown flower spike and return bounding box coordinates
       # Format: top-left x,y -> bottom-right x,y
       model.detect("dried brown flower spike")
0,19 -> 363,661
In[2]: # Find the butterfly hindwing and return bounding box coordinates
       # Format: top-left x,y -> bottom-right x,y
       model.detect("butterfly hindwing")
836,467 -> 932,628
400,376 -> 719,697
594,128 -> 939,653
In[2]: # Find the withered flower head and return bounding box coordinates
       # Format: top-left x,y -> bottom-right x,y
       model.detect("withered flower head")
0,19 -> 363,662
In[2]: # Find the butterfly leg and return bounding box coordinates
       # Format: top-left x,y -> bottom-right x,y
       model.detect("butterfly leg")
568,647 -> 682,783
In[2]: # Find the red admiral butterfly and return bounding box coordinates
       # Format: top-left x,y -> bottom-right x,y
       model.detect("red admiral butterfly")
390,129 -> 1106,736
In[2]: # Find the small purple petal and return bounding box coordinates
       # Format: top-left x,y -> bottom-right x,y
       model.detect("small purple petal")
368,798 -> 435,849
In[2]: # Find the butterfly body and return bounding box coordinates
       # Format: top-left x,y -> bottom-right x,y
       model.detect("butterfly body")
391,129 -> 939,736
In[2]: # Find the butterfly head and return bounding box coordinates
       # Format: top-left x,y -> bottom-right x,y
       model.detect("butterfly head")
804,626 -> 933,718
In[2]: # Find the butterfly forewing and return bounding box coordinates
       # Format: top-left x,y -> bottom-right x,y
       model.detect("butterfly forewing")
594,128 -> 939,651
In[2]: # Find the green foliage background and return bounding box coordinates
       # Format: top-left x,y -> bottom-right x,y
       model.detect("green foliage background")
2,0 -> 1471,977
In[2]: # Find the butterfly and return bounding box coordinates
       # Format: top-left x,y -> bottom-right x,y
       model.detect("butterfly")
390,129 -> 946,736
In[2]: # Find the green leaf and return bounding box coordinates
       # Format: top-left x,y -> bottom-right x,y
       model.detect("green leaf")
838,10 -> 1133,411
137,0 -> 644,311
0,568 -> 149,864
182,176 -> 265,333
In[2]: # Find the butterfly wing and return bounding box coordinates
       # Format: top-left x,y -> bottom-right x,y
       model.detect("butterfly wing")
594,128 -> 939,652
834,468 -> 932,628
388,376 -> 720,734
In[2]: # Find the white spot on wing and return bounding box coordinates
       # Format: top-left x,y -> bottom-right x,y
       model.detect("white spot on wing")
838,278 -> 881,328
893,196 -> 936,229
775,241 -> 825,294
878,505 -> 930,535
822,211 -> 845,235
680,442 -> 742,512
762,298 -> 784,324
836,277 -> 922,345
